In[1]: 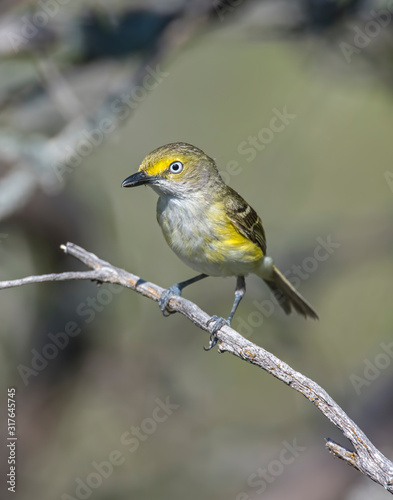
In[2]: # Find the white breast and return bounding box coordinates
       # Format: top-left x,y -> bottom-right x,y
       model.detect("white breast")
156,195 -> 218,274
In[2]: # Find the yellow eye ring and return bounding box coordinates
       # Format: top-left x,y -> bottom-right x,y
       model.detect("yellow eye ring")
169,161 -> 183,174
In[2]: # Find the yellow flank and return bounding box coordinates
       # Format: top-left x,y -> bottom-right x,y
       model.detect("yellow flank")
216,227 -> 263,262
207,203 -> 263,263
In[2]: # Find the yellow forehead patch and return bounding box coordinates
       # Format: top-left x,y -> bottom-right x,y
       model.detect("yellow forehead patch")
139,155 -> 186,177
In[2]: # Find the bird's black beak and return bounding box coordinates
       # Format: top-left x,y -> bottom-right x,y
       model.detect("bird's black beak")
121,170 -> 152,188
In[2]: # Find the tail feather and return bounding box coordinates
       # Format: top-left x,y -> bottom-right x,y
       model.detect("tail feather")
264,266 -> 319,320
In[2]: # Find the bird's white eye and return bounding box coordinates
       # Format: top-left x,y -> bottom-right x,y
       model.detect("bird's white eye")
169,161 -> 183,174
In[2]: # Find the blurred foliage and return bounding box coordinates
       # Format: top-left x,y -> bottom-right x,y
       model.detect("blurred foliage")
0,1 -> 393,499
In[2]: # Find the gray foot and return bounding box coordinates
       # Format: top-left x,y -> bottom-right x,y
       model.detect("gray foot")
204,315 -> 229,351
159,285 -> 182,317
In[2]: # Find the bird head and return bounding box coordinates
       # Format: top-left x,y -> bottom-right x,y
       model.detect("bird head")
121,142 -> 222,197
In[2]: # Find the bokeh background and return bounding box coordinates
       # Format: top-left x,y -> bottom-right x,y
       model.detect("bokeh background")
1,1 -> 393,499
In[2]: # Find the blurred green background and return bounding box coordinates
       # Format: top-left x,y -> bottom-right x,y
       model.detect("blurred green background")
1,1 -> 393,499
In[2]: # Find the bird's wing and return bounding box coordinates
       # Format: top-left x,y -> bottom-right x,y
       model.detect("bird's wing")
224,187 -> 267,254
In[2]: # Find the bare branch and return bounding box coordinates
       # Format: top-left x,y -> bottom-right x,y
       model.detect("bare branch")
0,270 -> 100,289
1,242 -> 393,493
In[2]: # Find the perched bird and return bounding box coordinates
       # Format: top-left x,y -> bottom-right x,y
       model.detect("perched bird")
122,142 -> 318,349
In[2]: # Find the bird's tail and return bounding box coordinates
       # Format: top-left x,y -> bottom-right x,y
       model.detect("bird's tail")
263,265 -> 319,320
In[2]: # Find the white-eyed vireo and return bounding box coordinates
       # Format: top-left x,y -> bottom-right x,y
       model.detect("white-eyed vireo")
122,142 -> 318,349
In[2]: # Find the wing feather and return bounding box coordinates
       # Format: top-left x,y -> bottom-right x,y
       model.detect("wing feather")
224,187 -> 267,254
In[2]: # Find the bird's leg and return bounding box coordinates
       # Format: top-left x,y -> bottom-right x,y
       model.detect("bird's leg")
205,276 -> 246,350
159,274 -> 208,316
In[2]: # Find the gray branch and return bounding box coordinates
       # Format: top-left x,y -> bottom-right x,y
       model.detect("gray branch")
1,242 -> 393,493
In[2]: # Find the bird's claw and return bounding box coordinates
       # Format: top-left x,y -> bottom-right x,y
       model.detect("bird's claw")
159,285 -> 181,316
208,315 -> 229,332
204,315 -> 228,351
